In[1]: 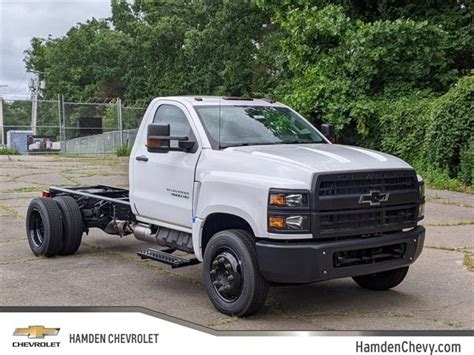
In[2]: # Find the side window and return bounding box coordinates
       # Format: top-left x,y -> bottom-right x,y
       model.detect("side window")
153,104 -> 194,148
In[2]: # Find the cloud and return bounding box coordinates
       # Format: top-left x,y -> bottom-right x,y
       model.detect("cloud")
0,0 -> 111,98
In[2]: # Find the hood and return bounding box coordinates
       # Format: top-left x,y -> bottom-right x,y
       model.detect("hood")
226,143 -> 413,173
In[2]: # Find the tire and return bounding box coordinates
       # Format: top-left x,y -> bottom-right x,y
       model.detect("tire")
26,197 -> 63,257
53,196 -> 83,255
352,266 -> 409,291
203,229 -> 269,316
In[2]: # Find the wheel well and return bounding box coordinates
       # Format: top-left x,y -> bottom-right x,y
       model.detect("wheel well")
201,213 -> 254,252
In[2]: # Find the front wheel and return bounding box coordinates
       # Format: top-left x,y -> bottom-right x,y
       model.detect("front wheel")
203,229 -> 268,316
352,266 -> 409,291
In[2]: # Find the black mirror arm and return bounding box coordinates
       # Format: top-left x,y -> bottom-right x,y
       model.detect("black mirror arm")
178,140 -> 196,151
320,124 -> 336,143
148,135 -> 189,141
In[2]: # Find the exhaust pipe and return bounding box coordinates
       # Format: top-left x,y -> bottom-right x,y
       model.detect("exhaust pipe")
104,220 -> 132,237
132,223 -> 157,244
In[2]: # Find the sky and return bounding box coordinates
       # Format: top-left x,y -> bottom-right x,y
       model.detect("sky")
0,0 -> 112,99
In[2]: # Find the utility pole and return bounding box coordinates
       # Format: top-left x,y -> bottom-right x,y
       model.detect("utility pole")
117,98 -> 123,146
28,72 -> 45,135
0,84 -> 7,146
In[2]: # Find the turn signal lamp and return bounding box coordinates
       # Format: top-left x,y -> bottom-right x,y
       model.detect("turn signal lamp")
269,216 -> 286,229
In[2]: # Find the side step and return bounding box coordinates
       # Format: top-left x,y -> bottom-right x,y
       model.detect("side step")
137,248 -> 200,269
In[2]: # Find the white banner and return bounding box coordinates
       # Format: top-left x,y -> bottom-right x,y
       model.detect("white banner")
0,312 -> 471,355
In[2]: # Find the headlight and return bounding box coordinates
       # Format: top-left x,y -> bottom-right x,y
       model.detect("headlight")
268,189 -> 311,232
268,215 -> 310,232
269,191 -> 309,208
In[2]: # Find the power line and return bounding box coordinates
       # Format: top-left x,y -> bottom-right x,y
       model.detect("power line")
4,72 -> 29,95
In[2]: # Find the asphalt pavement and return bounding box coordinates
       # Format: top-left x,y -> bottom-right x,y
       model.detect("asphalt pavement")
0,155 -> 472,330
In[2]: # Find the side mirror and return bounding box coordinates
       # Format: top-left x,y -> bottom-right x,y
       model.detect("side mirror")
320,123 -> 336,143
146,123 -> 195,153
147,123 -> 170,153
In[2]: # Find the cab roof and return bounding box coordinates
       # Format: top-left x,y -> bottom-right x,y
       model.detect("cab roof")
154,96 -> 285,107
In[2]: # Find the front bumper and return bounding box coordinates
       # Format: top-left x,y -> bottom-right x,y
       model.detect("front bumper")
256,226 -> 425,284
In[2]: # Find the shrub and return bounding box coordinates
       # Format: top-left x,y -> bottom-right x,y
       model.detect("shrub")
0,147 -> 21,155
424,75 -> 474,179
376,92 -> 433,166
415,165 -> 473,193
459,138 -> 474,186
116,145 -> 132,157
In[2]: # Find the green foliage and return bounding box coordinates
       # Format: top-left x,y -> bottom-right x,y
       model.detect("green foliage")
261,1 -> 472,188
1,100 -> 31,143
23,0 -> 474,189
415,165 -> 473,194
424,75 -> 474,178
459,138 -> 474,186
0,147 -> 21,155
377,92 -> 434,164
25,0 -> 273,101
274,6 -> 455,136
25,19 -> 128,99
376,75 -> 473,188
116,145 -> 132,157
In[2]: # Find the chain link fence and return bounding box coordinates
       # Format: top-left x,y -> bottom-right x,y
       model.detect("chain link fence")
0,96 -> 146,154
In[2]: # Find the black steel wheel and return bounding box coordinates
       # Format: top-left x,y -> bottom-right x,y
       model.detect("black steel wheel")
26,197 -> 63,257
210,248 -> 243,302
203,229 -> 268,316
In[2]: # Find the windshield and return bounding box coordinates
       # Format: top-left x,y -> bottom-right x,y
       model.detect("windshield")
194,105 -> 326,149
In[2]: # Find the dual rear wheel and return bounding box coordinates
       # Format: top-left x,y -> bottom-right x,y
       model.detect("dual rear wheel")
26,196 -> 83,257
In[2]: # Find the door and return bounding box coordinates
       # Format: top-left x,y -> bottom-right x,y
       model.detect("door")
132,101 -> 201,229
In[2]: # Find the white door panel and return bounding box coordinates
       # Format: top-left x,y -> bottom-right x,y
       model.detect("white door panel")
132,101 -> 201,228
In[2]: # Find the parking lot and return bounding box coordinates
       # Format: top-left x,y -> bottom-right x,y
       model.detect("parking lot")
1,155 -> 473,330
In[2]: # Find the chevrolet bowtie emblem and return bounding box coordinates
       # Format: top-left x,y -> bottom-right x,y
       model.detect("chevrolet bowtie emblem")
13,325 -> 60,339
359,190 -> 389,206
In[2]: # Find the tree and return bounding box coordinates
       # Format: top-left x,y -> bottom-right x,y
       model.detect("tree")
25,19 -> 129,100
23,0 -> 473,185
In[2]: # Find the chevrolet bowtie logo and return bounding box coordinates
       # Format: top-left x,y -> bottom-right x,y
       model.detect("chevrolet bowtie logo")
13,325 -> 60,339
359,190 -> 389,206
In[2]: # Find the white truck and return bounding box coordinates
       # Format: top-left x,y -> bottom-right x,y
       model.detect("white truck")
26,96 -> 425,316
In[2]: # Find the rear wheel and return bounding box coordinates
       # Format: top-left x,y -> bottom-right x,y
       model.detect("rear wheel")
203,229 -> 268,316
352,266 -> 409,291
26,197 -> 63,257
54,196 -> 83,255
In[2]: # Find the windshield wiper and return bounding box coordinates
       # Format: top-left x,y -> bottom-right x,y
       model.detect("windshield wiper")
220,142 -> 278,149
280,140 -> 321,144
220,140 -> 322,149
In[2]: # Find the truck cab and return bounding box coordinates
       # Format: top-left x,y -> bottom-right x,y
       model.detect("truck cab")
26,96 -> 425,316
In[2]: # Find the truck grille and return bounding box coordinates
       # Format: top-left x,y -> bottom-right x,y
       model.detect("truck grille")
313,170 -> 420,239
318,170 -> 416,196
319,204 -> 417,233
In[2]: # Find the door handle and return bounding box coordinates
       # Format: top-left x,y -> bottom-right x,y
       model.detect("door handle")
135,155 -> 149,162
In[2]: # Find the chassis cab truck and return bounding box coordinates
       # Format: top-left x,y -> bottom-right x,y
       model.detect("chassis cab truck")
26,96 -> 425,316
